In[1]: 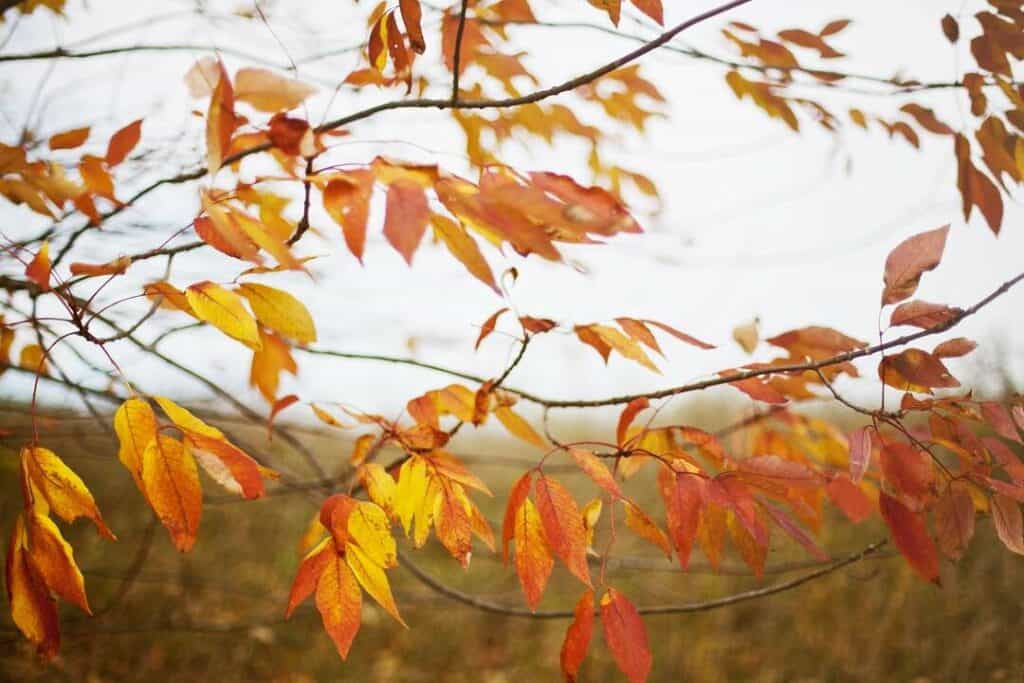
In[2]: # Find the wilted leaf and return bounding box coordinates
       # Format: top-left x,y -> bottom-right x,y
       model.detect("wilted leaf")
881,225 -> 949,306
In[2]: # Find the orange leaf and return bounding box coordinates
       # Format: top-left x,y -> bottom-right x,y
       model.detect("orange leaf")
933,484 -> 975,560
881,225 -> 949,306
48,127 -> 90,150
880,442 -> 935,507
660,470 -> 703,569
879,348 -> 959,393
879,491 -> 940,582
141,434 -> 202,552
826,475 -> 873,523
616,397 -> 649,447
494,406 -> 546,448
534,476 -> 591,586
323,171 -> 373,262
234,68 -> 316,113
399,0 -> 425,53
383,179 -> 429,264
568,447 -> 621,499
285,536 -> 332,617
629,0 -> 662,25
560,589 -> 595,682
502,472 -> 533,562
431,214 -> 499,293
206,61 -> 236,174
316,551 -> 363,659
475,307 -> 509,350
889,300 -> 962,329
25,242 -> 51,291
623,501 -> 672,559
105,119 -> 142,166
514,497 -> 553,610
113,397 -> 158,491
600,588 -> 651,683
991,493 -> 1024,555
68,255 -> 131,277
186,431 -> 268,499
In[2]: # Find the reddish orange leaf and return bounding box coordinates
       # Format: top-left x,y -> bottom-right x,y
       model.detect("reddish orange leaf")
616,397 -> 649,447
890,300 -> 962,329
475,307 -> 509,350
881,225 -> 949,306
534,476 -> 591,586
322,171 -> 373,262
502,472 -> 533,562
48,127 -> 90,150
316,551 -> 363,659
206,61 -> 236,174
285,537 -> 332,617
991,494 -> 1024,555
933,337 -> 977,358
383,179 -> 429,264
600,588 -> 651,683
560,589 -> 595,682
630,0 -> 662,26
826,475 -> 873,523
568,447 -> 622,499
105,119 -> 142,166
69,255 -> 131,277
933,484 -> 975,560
399,0 -> 425,53
623,501 -> 672,559
660,470 -> 703,569
879,491 -> 940,583
879,348 -> 960,393
25,242 -> 51,291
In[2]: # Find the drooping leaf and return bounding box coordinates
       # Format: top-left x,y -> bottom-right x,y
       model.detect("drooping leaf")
25,242 -> 51,291
285,536 -> 332,617
568,447 -> 621,499
345,543 -> 406,626
933,484 -> 975,560
514,497 -> 553,610
206,60 -> 236,174
383,179 -> 429,264
234,68 -> 316,113
600,588 -> 651,683
141,434 -> 202,552
616,397 -> 649,447
991,494 -> 1024,555
21,447 -> 114,538
5,516 -> 60,660
316,551 -> 363,660
24,513 -> 90,614
534,476 -> 591,586
113,397 -> 158,491
879,491 -> 940,583
848,425 -> 873,482
502,472 -> 533,562
560,589 -> 595,682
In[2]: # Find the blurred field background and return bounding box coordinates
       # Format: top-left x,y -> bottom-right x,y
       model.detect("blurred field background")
1,399 -> 1022,683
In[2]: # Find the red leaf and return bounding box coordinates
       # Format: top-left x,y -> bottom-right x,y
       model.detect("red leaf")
660,471 -> 703,569
879,492 -> 940,583
933,485 -> 975,560
600,588 -> 651,683
268,394 -> 299,438
826,475 -> 872,523
991,494 -> 1024,555
476,308 -> 509,350
761,501 -> 828,561
560,589 -> 595,682
880,442 -> 935,507
399,0 -> 426,53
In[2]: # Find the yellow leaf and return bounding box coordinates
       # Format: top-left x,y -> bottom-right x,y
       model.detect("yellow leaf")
430,214 -> 499,293
113,397 -> 158,490
359,463 -> 396,514
154,395 -> 224,439
5,515 -> 60,660
494,406 -> 546,448
347,501 -> 397,568
21,447 -> 114,539
19,344 -> 47,374
237,282 -> 317,344
234,68 -> 317,113
25,513 -> 90,614
345,542 -> 406,626
141,434 -> 202,552
394,456 -> 428,535
185,280 -> 262,350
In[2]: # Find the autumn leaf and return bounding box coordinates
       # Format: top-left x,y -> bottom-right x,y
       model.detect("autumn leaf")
616,397 -> 649,447
345,543 -> 406,626
25,242 -> 51,291
383,179 -> 429,264
5,516 -> 60,660
568,447 -> 621,498
534,476 -> 591,586
237,282 -> 317,344
991,494 -> 1024,555
105,119 -> 142,166
234,68 -> 316,113
502,472 -> 533,562
48,127 -> 90,150
826,475 -> 873,523
21,446 -> 114,539
600,588 -> 651,683
316,551 -> 363,660
514,497 -> 553,610
623,501 -> 672,559
431,214 -> 499,293
186,281 -> 262,350
660,470 -> 703,569
560,589 -> 595,682
285,536 -> 332,617
114,397 -> 158,490
889,300 -> 962,329
399,0 -> 425,53
933,484 -> 975,560
142,434 -> 202,552
880,225 -> 949,306
878,348 -> 960,393
879,491 -> 940,583
475,307 -> 509,350
69,255 -> 131,277
206,60 -> 236,174
24,513 -> 90,614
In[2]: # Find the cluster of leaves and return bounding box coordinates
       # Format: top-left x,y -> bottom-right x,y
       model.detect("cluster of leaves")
3,0 -> 1024,681
719,3 -> 1024,235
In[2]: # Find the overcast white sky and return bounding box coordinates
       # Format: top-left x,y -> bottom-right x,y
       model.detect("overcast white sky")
2,0 -> 1022,423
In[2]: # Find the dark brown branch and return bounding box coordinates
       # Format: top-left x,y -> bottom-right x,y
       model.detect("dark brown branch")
450,0 -> 471,102
398,539 -> 887,619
